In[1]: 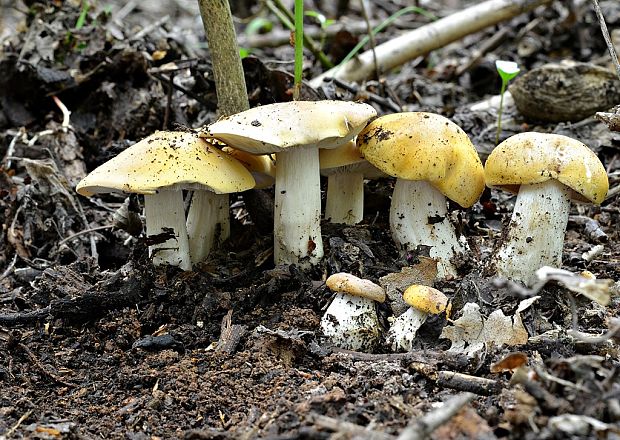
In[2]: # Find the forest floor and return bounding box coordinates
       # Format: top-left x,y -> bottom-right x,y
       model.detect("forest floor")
0,1 -> 619,439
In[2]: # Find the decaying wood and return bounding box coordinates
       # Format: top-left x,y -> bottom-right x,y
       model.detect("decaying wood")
309,0 -> 553,86
437,371 -> 501,395
216,310 -> 248,354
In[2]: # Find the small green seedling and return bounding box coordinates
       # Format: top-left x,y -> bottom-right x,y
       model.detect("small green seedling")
292,0 -> 304,100
495,60 -> 520,145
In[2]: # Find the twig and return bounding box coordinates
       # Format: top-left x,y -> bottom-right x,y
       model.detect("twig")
359,0 -> 381,81
591,0 -> 620,81
150,72 -> 211,108
3,128 -> 26,169
130,15 -> 170,41
327,77 -> 401,112
57,225 -> 114,247
311,414 -> 395,440
567,318 -> 620,344
310,0 -> 553,86
18,342 -> 74,387
0,253 -> 18,282
2,410 -> 33,438
437,371 -> 501,395
396,393 -> 475,440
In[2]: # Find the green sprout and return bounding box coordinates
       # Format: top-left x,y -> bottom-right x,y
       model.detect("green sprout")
495,60 -> 520,145
293,0 -> 304,100
305,10 -> 334,48
245,17 -> 273,36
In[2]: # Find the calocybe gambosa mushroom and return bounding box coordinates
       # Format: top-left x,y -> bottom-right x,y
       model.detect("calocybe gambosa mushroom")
203,100 -> 377,267
319,140 -> 385,224
320,272 -> 386,351
485,132 -> 608,285
76,131 -> 255,270
387,284 -> 450,352
357,112 -> 485,279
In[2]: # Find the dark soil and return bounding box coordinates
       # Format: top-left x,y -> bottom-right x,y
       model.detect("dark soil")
1,1 -> 619,439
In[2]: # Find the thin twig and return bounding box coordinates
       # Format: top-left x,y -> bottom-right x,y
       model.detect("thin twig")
57,225 -> 115,247
2,410 -> 33,438
0,253 -> 18,282
568,318 -> 620,344
397,393 -> 475,440
359,0 -> 381,81
591,0 -> 620,81
52,95 -> 71,128
130,15 -> 170,41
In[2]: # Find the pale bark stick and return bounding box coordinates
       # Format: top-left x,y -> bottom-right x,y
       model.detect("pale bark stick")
310,0 -> 553,86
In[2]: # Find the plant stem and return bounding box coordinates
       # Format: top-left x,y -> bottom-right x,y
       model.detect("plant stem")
495,80 -> 507,145
293,0 -> 304,100
267,0 -> 333,68
197,0 -> 249,116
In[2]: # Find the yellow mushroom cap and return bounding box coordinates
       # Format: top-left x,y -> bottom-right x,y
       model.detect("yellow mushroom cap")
357,112 -> 485,208
326,272 -> 386,303
222,147 -> 275,189
76,131 -> 255,196
203,100 -> 377,155
484,132 -> 609,204
403,285 -> 450,315
319,140 -> 386,178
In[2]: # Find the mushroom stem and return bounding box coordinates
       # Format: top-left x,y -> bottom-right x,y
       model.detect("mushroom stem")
325,172 -> 364,224
320,293 -> 382,351
186,191 -> 220,264
144,190 -> 191,271
390,179 -> 464,278
215,193 -> 231,243
493,180 -> 571,286
386,307 -> 428,352
274,147 -> 324,266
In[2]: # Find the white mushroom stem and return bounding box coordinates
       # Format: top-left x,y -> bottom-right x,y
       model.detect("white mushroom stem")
320,293 -> 382,351
390,179 -> 464,279
386,308 -> 428,352
274,147 -> 324,267
186,191 -> 219,264
144,190 -> 191,271
493,180 -> 571,286
186,193 -> 231,264
325,172 -> 364,225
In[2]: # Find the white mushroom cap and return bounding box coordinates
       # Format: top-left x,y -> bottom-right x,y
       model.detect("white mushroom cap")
203,100 -> 377,154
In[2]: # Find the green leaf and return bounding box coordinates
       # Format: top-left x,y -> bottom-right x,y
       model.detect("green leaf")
75,1 -> 90,30
245,17 -> 273,36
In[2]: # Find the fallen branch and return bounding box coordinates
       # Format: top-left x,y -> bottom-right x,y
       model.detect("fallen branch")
310,0 -> 553,86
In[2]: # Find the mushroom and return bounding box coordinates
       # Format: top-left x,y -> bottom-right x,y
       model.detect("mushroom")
186,146 -> 275,261
484,132 -> 609,285
319,140 -> 385,224
76,131 -> 255,270
203,100 -> 376,267
357,112 -> 485,278
387,284 -> 450,352
320,272 -> 385,351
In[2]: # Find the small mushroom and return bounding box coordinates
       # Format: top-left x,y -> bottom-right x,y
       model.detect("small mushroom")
76,131 -> 255,270
485,132 -> 609,285
386,284 -> 450,352
204,100 -> 376,267
319,140 -> 385,224
320,272 -> 386,351
357,112 -> 485,278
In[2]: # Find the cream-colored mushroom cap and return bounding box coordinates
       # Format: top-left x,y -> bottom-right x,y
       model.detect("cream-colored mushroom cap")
484,132 -> 609,204
403,285 -> 450,315
357,112 -> 485,207
203,100 -> 377,155
319,140 -> 386,178
76,131 -> 255,196
222,147 -> 275,189
326,272 -> 386,303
